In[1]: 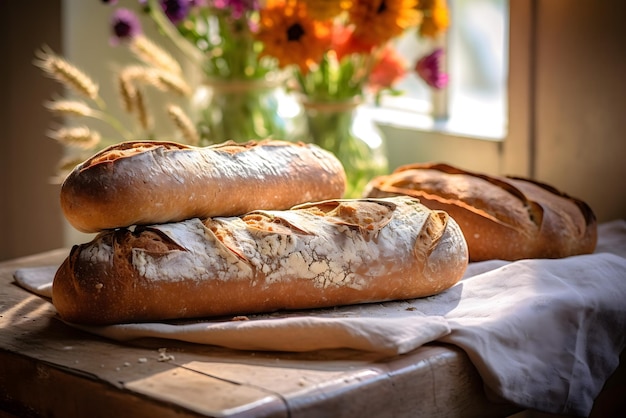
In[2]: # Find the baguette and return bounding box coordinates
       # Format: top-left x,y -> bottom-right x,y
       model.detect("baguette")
52,196 -> 468,325
363,163 -> 597,261
60,140 -> 347,233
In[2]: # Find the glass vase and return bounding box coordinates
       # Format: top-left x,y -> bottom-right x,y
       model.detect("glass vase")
191,75 -> 303,145
301,99 -> 388,198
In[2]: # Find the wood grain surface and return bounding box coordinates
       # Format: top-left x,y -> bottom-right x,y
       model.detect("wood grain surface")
0,249 -> 519,418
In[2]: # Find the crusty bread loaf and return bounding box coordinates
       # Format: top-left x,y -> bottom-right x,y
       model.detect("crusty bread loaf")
363,163 -> 597,261
52,196 -> 468,325
60,140 -> 347,233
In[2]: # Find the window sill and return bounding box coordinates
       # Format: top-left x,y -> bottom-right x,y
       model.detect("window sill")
363,99 -> 507,142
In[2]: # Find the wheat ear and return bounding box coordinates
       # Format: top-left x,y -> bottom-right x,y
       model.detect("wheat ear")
152,70 -> 192,96
118,70 -> 139,113
44,100 -> 95,117
130,35 -> 183,75
117,67 -> 151,131
120,65 -> 191,97
34,46 -> 100,102
48,126 -> 101,149
133,89 -> 152,131
167,105 -> 200,145
57,155 -> 88,173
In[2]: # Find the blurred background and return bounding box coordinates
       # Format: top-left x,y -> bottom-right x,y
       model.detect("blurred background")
1,0 -> 625,261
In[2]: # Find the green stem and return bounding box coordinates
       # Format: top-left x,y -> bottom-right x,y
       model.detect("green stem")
90,110 -> 135,140
146,0 -> 204,65
85,94 -> 133,140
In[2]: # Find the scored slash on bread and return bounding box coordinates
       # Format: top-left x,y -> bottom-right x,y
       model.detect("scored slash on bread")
364,163 -> 597,261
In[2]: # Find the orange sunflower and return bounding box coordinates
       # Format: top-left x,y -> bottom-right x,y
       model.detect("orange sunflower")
255,0 -> 331,73
298,0 -> 353,22
417,0 -> 450,37
348,0 -> 421,46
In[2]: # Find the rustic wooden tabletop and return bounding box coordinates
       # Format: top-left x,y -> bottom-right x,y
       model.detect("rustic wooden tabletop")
0,249 -> 520,418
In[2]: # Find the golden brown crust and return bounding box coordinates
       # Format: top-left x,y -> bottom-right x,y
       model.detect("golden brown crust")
60,140 -> 347,233
52,196 -> 468,325
363,163 -> 597,261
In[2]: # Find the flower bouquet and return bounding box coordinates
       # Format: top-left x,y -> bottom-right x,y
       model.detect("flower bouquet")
252,0 -> 450,197
135,0 -> 301,143
36,0 -> 449,187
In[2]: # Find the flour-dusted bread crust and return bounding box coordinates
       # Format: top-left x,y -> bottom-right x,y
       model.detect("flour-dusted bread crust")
52,196 -> 468,325
60,140 -> 347,233
363,163 -> 597,261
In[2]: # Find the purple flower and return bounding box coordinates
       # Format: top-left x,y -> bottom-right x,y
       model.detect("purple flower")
212,0 -> 259,19
161,0 -> 192,24
110,8 -> 142,45
414,48 -> 449,90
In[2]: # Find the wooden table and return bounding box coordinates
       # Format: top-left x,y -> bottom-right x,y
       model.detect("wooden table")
0,249 -> 522,418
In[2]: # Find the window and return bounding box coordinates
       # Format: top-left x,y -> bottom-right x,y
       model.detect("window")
371,0 -> 509,140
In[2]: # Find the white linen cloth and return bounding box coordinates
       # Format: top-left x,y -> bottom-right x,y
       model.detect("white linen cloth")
14,220 -> 626,416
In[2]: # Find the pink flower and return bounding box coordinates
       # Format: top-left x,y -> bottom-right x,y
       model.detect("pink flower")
110,8 -> 142,45
160,0 -> 193,24
414,48 -> 449,89
212,0 -> 259,19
